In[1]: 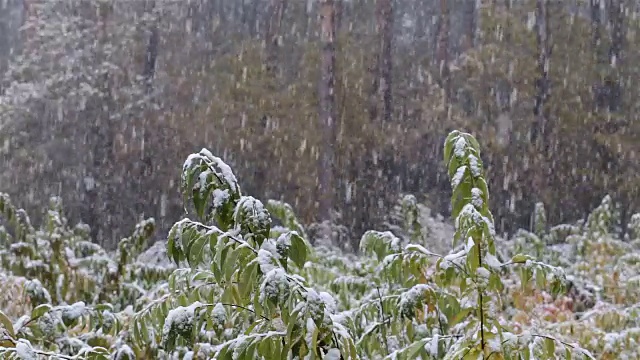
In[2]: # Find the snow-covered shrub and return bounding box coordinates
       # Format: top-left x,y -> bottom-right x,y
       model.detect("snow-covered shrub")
0,194 -> 158,359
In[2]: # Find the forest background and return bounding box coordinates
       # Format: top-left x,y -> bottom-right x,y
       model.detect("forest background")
0,0 -> 637,250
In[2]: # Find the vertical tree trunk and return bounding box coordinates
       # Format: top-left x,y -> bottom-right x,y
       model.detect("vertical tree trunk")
435,0 -> 450,103
335,0 -> 343,33
88,1 -> 116,245
461,0 -> 477,51
265,0 -> 286,75
607,0 -> 623,112
318,0 -> 337,225
138,0 -> 159,222
413,1 -> 426,42
591,0 -> 604,112
532,0 -> 550,147
248,0 -> 259,38
376,0 -> 393,123
143,0 -> 159,94
608,0 -> 623,67
503,0 -> 512,43
591,0 -> 601,51
367,0 -> 394,124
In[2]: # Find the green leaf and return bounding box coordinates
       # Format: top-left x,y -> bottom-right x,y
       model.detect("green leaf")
536,269 -> 546,288
188,230 -> 208,268
239,262 -> 258,298
224,248 -> 239,282
467,244 -> 480,273
197,183 -> 214,220
404,339 -> 428,358
0,310 -> 14,338
443,130 -> 460,163
167,223 -> 184,265
544,337 -> 555,357
511,254 -> 530,264
519,267 -> 533,291
488,272 -> 504,292
310,327 -> 320,357
289,233 -> 308,268
451,179 -> 472,220
30,304 -> 52,322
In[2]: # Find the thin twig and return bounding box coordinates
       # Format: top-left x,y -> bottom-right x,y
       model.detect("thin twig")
214,303 -> 270,322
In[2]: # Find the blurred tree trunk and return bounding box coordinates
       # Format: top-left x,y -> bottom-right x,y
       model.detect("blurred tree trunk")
143,1 -> 159,94
138,0 -> 159,220
335,0 -> 343,32
413,1 -> 426,42
318,0 -> 337,225
369,0 -> 393,124
265,0 -> 286,75
591,0 -> 601,52
461,0 -> 477,51
435,0 -> 450,104
503,0 -> 512,43
591,0 -> 605,113
532,0 -> 550,148
376,0 -> 393,123
87,2 -> 116,245
247,0 -> 259,38
607,0 -> 623,112
0,0 -> 25,85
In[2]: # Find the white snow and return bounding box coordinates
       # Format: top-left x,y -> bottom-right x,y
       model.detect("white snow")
162,301 -> 202,341
258,268 -> 289,303
451,165 -> 467,189
212,303 -> 226,326
399,284 -> 432,312
453,136 -> 467,158
61,302 -> 86,323
212,188 -> 230,208
15,339 -> 37,360
324,348 -> 342,359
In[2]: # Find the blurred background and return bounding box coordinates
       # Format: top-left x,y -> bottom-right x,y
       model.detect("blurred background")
1,0 -> 638,250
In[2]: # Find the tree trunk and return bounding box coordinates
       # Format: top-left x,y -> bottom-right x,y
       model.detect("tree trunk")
591,0 -> 604,113
248,0 -> 259,38
265,0 -> 286,75
376,0 -> 393,123
461,0 -> 477,51
335,0 -> 343,33
435,0 -> 450,103
591,0 -> 601,51
607,0 -> 623,112
318,0 -> 337,224
608,0 -> 624,63
532,0 -> 550,148
143,0 -> 159,94
503,0 -> 512,44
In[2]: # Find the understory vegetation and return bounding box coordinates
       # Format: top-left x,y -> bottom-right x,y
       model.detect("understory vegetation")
0,131 -> 638,359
